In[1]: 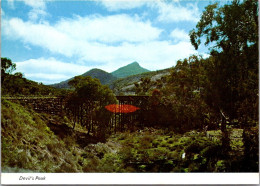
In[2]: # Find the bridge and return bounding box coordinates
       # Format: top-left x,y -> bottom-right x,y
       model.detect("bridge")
2,95 -> 150,132
113,95 -> 150,132
2,96 -> 65,115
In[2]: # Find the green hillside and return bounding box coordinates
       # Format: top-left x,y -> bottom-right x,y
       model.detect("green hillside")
50,78 -> 73,89
2,0 -> 258,174
2,99 -> 253,173
81,68 -> 117,85
1,69 -> 67,97
51,68 -> 117,89
111,62 -> 150,78
1,100 -> 83,172
109,68 -> 171,95
51,62 -> 150,89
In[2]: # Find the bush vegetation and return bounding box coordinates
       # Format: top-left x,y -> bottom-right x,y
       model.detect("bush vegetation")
3,97 -> 257,173
1,100 -> 82,172
1,0 -> 258,173
1,57 -> 69,96
65,128 -> 253,172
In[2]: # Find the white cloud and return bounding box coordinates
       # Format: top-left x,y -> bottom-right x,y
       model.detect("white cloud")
3,18 -> 77,57
13,40 -> 199,84
99,0 -> 146,11
3,14 -> 200,78
170,28 -> 190,42
15,58 -> 90,84
26,73 -> 69,83
15,58 -> 90,75
2,15 -> 162,58
6,0 -> 47,21
3,11 -> 203,84
111,41 -> 198,71
28,7 -> 47,21
7,0 -> 15,9
22,0 -> 46,9
153,1 -> 200,22
22,0 -> 48,21
56,14 -> 162,43
76,40 -> 198,72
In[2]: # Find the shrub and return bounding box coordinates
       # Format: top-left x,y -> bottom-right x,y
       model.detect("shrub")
1,100 -> 82,173
241,126 -> 259,172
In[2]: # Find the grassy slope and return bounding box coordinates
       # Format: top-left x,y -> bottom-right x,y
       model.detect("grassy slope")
1,75 -> 67,96
1,100 -> 250,172
1,100 -> 82,172
73,128 -> 246,172
109,68 -> 171,94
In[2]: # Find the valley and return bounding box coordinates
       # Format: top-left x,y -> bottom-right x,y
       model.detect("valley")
1,0 -> 258,175
2,99 -> 251,173
1,54 -> 258,173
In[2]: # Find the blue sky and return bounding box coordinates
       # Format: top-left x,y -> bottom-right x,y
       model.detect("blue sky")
2,0 -> 220,85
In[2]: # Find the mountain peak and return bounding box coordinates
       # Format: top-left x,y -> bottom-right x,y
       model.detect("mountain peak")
129,61 -> 139,66
123,61 -> 140,68
111,62 -> 150,78
51,61 -> 150,89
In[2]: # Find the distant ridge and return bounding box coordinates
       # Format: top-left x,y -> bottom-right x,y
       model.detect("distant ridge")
51,61 -> 150,89
51,68 -> 117,89
111,62 -> 150,78
81,68 -> 117,85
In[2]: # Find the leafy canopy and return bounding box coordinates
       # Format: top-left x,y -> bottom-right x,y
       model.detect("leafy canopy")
189,0 -> 258,124
1,57 -> 16,75
190,0 -> 258,54
66,75 -> 116,131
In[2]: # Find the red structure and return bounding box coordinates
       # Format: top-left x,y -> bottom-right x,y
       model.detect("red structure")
105,104 -> 140,113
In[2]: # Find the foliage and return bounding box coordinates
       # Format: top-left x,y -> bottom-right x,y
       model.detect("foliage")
1,100 -> 82,173
1,98 -> 256,172
142,55 -> 215,132
189,0 -> 258,153
190,0 -> 258,126
65,75 -> 116,138
1,0 -> 258,174
110,68 -> 170,95
75,128 -> 250,172
241,126 -> 259,172
134,77 -> 161,96
1,58 -> 69,96
1,57 -> 16,84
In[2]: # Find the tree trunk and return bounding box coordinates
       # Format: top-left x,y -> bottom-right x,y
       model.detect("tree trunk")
220,109 -> 230,154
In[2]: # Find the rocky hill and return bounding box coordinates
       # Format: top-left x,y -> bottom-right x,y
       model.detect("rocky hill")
109,68 -> 171,95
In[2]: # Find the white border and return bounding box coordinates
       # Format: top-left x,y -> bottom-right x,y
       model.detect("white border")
1,0 -> 260,185
1,173 -> 259,185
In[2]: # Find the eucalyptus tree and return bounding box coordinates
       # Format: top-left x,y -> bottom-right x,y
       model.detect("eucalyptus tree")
66,76 -> 116,136
1,57 -> 16,84
161,55 -> 210,132
190,0 -> 258,151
